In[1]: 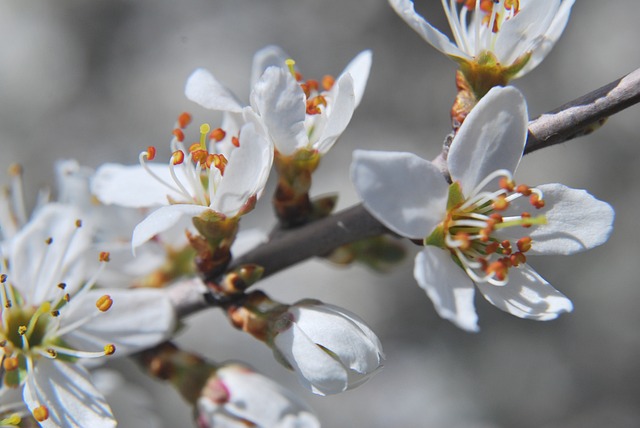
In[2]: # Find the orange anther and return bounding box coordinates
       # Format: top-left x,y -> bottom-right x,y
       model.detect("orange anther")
530,193 -> 545,209
510,252 -> 526,266
517,237 -> 532,252
499,177 -> 515,192
146,146 -> 157,161
294,71 -> 303,82
485,241 -> 499,255
178,112 -> 192,129
210,128 -> 226,142
492,195 -> 509,211
306,79 -> 319,92
33,405 -> 49,422
322,75 -> 335,91
489,213 -> 503,223
521,212 -> 532,228
104,344 -> 116,355
99,252 -> 111,262
172,128 -> 185,142
230,136 -> 239,147
455,232 -> 471,250
3,356 -> 18,371
96,295 -> 113,312
516,184 -> 531,196
486,260 -> 507,281
172,150 -> 185,165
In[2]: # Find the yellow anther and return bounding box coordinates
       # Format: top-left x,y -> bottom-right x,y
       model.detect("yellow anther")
285,59 -> 296,77
46,348 -> 58,358
0,274 -> 6,283
8,163 -> 22,177
96,295 -> 113,312
57,282 -> 67,290
75,219 -> 82,228
45,237 -> 53,245
18,326 -> 27,335
104,344 -> 116,355
3,356 -> 19,371
33,406 -> 49,422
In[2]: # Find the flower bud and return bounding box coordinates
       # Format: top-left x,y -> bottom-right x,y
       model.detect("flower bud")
269,299 -> 384,395
196,364 -> 319,428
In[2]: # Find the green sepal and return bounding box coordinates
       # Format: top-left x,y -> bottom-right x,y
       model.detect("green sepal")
447,181 -> 465,211
424,224 -> 446,249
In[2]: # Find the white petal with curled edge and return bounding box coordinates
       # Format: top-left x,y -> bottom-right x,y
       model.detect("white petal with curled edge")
526,183 -> 614,255
61,288 -> 176,356
351,150 -> 448,240
184,68 -> 244,112
211,123 -> 273,216
414,247 -> 479,332
251,45 -> 290,87
448,86 -> 528,193
292,304 -> 382,374
339,50 -> 372,108
476,264 -> 573,320
92,163 -> 184,208
388,0 -> 469,59
274,325 -> 348,396
315,73 -> 356,154
132,204 -> 207,250
495,0 -> 558,66
23,359 -> 115,428
319,303 -> 385,359
516,0 -> 576,77
250,66 -> 307,156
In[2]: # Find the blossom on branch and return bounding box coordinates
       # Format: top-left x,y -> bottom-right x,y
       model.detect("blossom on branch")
351,86 -> 614,332
92,118 -> 273,250
197,364 -> 319,428
389,0 -> 575,82
0,204 -> 176,427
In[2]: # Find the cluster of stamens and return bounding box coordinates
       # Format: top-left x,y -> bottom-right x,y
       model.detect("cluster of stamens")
285,59 -> 335,115
456,0 -> 520,32
140,113 -> 238,207
0,221 -> 116,422
441,169 -> 545,286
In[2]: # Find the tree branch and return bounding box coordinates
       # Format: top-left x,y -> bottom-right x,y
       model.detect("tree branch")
525,68 -> 640,153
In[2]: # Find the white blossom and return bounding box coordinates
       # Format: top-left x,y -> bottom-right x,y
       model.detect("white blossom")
389,0 -> 575,78
351,86 -> 614,332
0,204 -> 176,427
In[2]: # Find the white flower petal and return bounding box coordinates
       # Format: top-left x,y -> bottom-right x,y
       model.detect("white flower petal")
414,247 -> 479,332
495,0 -> 559,66
250,66 -> 308,156
319,303 -> 385,359
351,150 -> 448,240
23,359 -> 115,428
339,50 -> 372,108
62,288 -> 176,356
315,73 -> 356,154
131,204 -> 207,250
9,204 -> 91,304
216,366 -> 319,428
526,184 -> 613,255
92,163 -> 184,208
476,264 -> 573,320
292,304 -> 382,374
516,0 -> 576,77
251,45 -> 290,87
274,325 -> 348,396
388,0 -> 469,59
448,86 -> 528,192
184,68 -> 244,113
211,123 -> 273,216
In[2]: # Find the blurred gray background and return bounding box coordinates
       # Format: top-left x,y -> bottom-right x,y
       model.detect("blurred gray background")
1,0 -> 639,427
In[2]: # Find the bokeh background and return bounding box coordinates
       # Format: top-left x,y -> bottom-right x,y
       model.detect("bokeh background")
1,0 -> 639,427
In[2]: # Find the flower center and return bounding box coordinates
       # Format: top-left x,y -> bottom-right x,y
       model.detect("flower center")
139,113 -> 237,207
426,169 -> 546,285
285,58 -> 335,116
